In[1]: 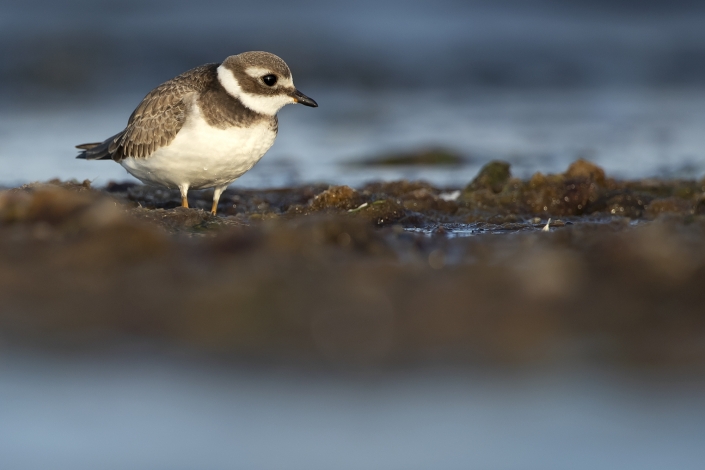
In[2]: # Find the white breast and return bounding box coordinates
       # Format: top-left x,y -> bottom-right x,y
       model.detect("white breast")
120,104 -> 277,190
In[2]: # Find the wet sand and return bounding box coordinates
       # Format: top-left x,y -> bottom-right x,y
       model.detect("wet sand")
1,160 -> 705,368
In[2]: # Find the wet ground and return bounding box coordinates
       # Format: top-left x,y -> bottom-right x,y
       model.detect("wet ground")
1,159 -> 704,368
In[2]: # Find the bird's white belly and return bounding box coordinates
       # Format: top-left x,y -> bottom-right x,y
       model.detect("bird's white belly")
120,113 -> 276,190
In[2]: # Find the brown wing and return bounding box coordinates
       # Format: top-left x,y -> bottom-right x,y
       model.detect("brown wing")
108,63 -> 219,161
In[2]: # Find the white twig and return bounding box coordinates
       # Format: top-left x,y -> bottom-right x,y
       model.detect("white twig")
348,202 -> 368,212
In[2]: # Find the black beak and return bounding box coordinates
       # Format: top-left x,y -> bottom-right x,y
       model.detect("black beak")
291,89 -> 318,107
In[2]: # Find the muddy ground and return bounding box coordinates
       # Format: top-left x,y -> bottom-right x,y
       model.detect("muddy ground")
1,160 -> 705,368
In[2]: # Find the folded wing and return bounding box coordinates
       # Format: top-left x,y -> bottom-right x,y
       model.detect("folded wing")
76,64 -> 218,161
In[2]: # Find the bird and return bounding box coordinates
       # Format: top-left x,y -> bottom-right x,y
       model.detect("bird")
76,51 -> 317,215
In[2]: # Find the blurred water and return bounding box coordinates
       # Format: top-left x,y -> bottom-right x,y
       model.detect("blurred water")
3,88 -> 705,188
2,0 -> 705,187
1,352 -> 704,470
3,0 -> 705,94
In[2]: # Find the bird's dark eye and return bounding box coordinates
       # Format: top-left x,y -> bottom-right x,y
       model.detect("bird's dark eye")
262,74 -> 277,86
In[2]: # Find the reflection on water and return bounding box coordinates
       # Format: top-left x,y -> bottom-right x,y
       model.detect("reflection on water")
1,352 -> 704,470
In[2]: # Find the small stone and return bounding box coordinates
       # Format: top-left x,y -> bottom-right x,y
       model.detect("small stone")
466,161 -> 511,194
564,159 -> 606,186
309,186 -> 364,211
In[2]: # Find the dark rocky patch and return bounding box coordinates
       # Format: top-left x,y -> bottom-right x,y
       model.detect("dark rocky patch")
354,148 -> 467,166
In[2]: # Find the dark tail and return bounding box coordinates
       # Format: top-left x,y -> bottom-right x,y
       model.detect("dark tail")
76,142 -> 102,150
76,132 -> 123,160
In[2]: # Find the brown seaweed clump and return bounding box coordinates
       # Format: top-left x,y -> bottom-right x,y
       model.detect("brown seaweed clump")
460,159 -> 700,221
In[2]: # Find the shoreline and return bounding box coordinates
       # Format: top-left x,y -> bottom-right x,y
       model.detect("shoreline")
1,159 -> 705,369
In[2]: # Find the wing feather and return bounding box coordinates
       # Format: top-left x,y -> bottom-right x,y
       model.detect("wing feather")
108,63 -> 218,161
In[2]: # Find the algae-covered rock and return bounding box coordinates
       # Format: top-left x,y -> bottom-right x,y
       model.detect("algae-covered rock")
400,188 -> 459,214
521,160 -> 606,216
309,185 -> 364,211
645,197 -> 694,218
362,180 -> 435,198
521,172 -> 597,216
0,183 -> 122,229
465,161 -> 511,193
564,159 -> 606,186
588,191 -> 653,218
357,147 -> 465,166
131,206 -> 224,231
350,199 -> 407,226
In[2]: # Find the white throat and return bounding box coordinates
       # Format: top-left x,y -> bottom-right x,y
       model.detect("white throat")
217,65 -> 294,116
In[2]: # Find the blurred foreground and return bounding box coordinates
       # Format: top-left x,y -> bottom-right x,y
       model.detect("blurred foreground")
2,161 -> 705,469
1,159 -> 705,365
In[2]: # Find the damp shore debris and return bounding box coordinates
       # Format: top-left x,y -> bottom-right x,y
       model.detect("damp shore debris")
1,159 -> 705,368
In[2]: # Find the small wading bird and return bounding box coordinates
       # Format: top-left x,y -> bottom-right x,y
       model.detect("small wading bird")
76,51 -> 317,215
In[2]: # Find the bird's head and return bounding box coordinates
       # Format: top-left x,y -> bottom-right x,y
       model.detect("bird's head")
217,51 -> 317,115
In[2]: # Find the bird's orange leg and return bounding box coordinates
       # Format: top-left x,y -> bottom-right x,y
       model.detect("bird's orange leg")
179,184 -> 190,209
211,185 -> 227,216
